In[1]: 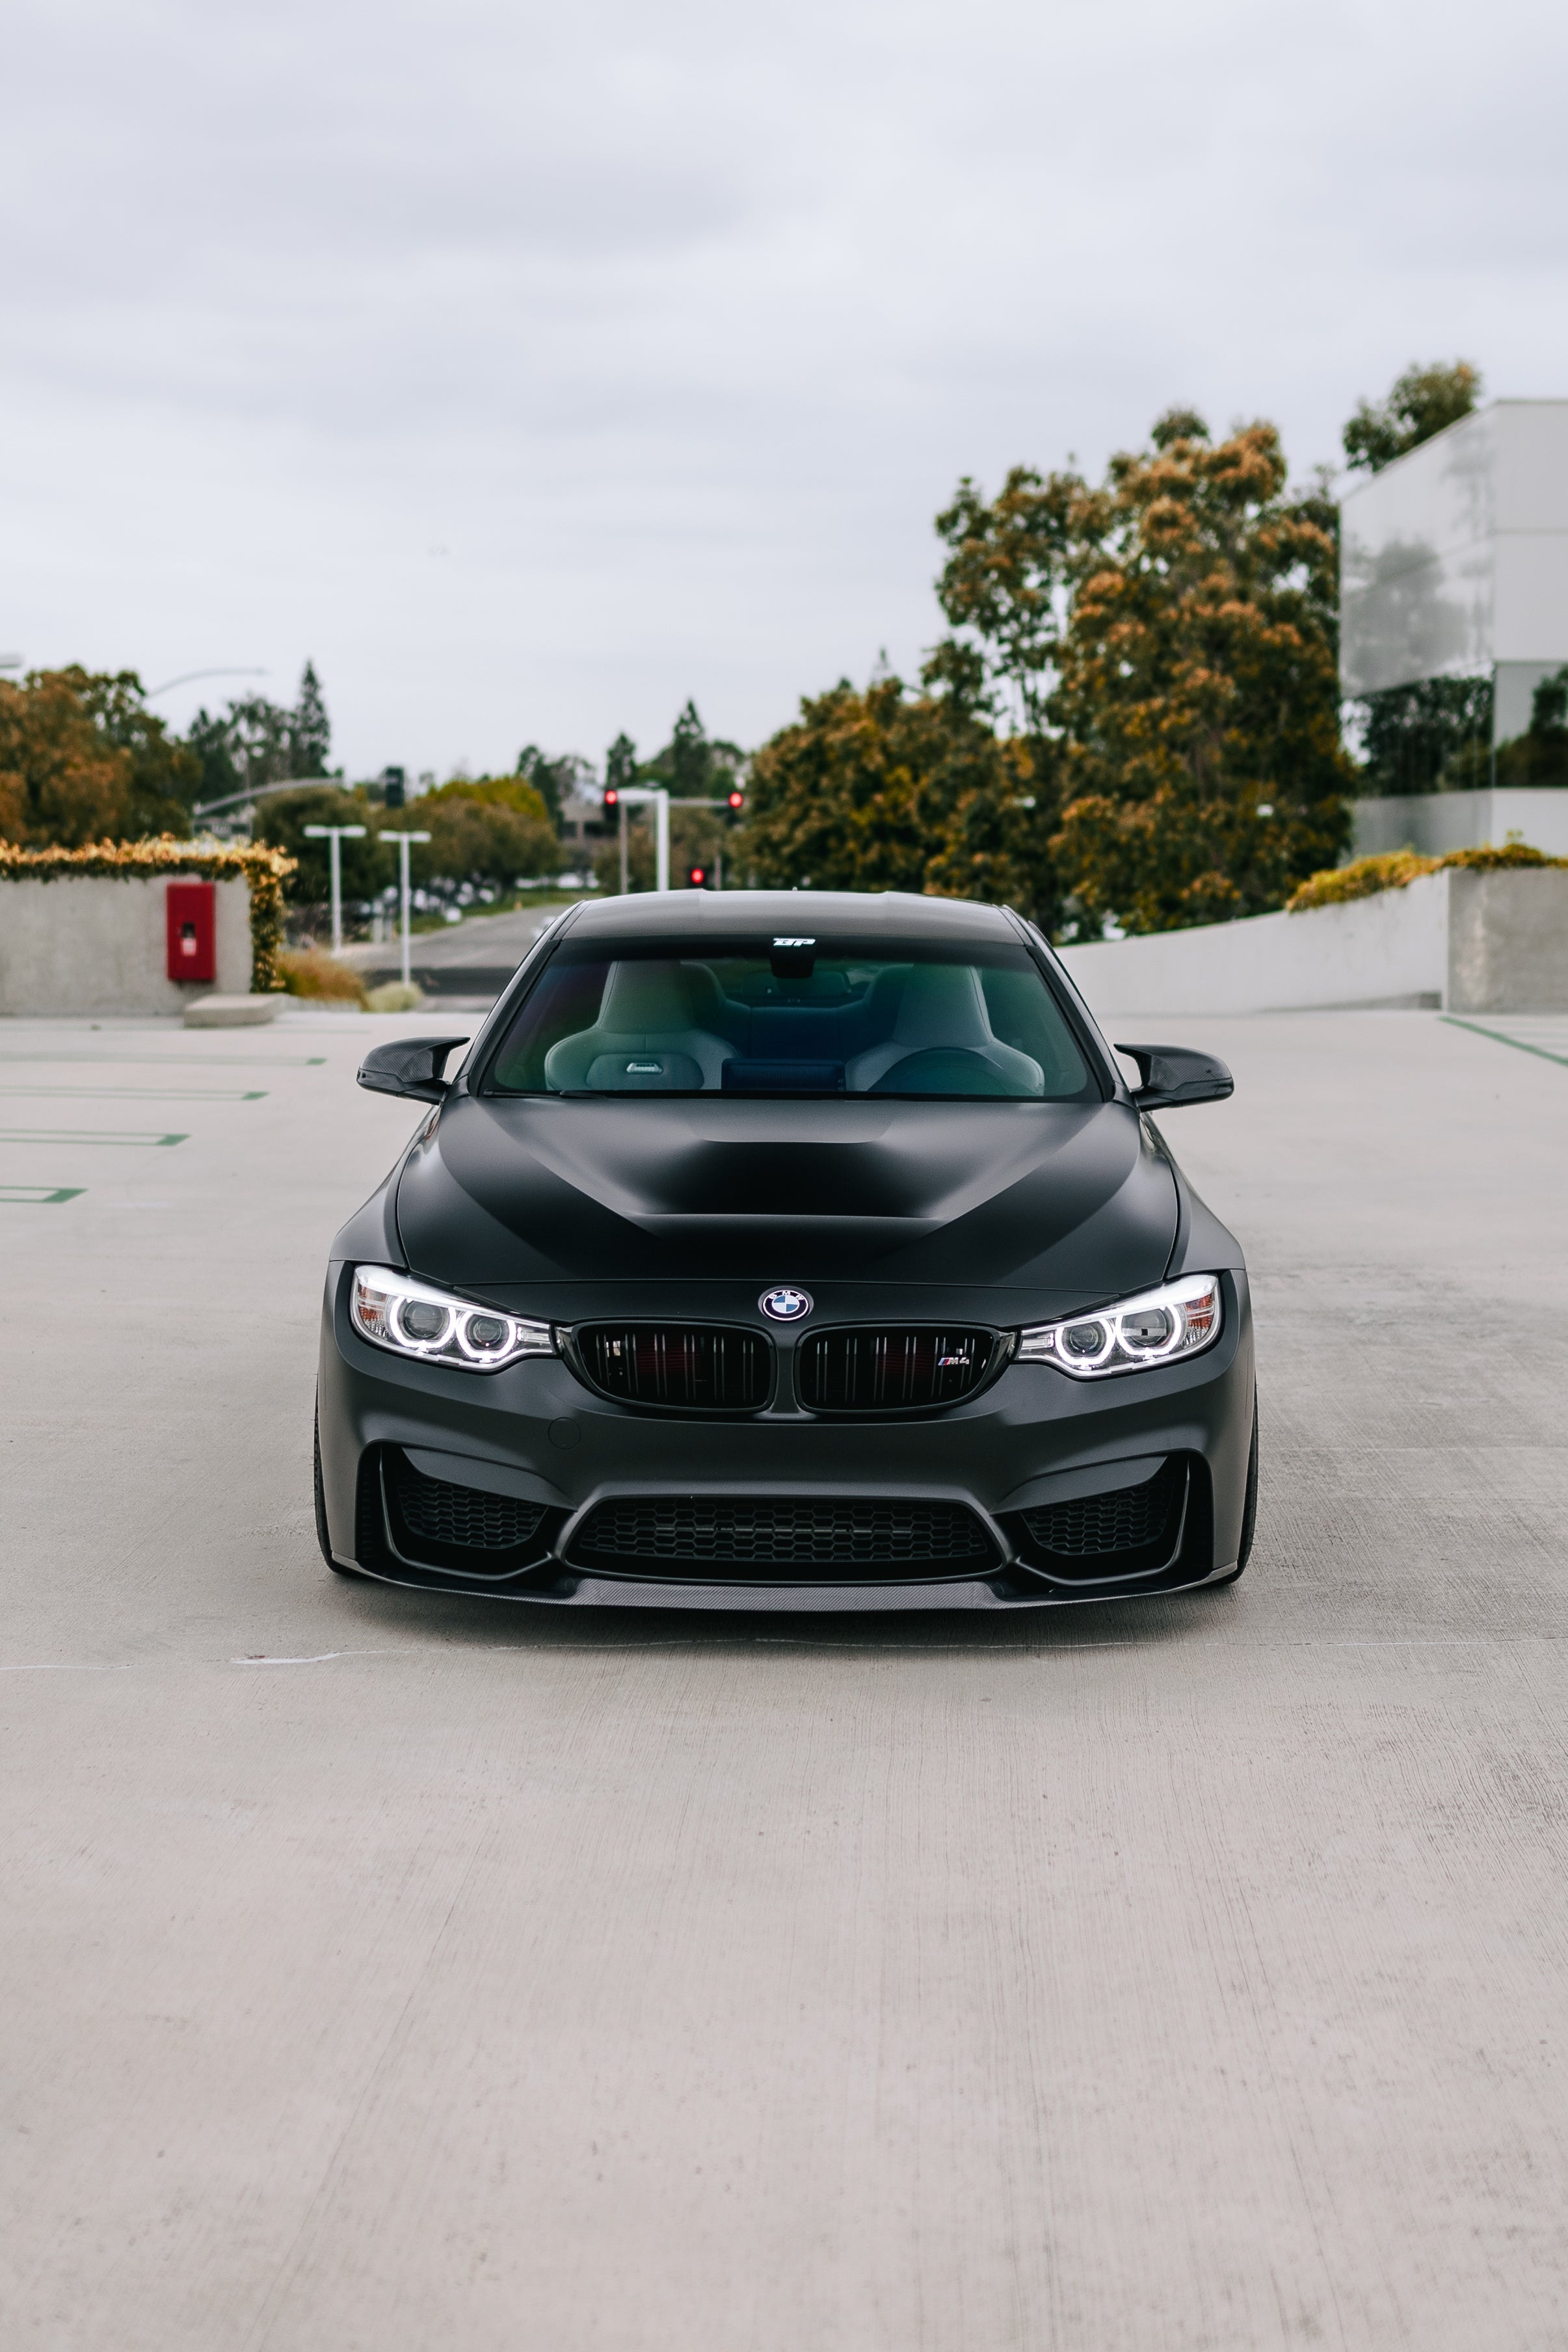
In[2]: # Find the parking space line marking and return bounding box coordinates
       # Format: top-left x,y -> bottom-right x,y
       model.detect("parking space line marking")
0,1086 -> 266,1101
1441,1017 -> 1568,1068
0,1052 -> 325,1067
0,1128 -> 189,1146
0,1185 -> 85,1204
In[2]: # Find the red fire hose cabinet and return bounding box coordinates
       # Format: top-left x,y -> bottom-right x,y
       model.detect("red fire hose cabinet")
166,880 -> 217,984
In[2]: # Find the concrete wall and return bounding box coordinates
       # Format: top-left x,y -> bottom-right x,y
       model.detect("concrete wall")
1448,868 -> 1568,1012
1351,788 -> 1568,860
1058,867 -> 1568,1018
0,874 -> 252,1016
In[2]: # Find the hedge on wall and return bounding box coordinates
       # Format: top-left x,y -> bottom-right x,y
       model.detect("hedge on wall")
0,836 -> 298,993
1286,840 -> 1568,913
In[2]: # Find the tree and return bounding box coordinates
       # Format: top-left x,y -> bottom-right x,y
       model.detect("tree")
516,745 -> 592,835
932,466 -> 1085,738
252,785 -> 392,905
185,705 -> 242,807
604,732 -> 638,793
1343,361 -> 1482,475
0,666 -> 198,846
401,777 -> 563,887
288,661 -> 332,778
743,674 -> 1040,909
669,699 -> 710,797
186,690 -> 293,806
0,669 -> 131,846
74,669 -> 199,835
1046,413 -> 1353,933
637,702 -> 747,799
929,464 -> 1099,929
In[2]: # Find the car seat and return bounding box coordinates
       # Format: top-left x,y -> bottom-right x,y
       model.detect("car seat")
843,962 -> 1043,1095
544,961 -> 736,1090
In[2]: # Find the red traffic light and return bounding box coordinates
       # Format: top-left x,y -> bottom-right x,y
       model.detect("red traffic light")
726,788 -> 744,810
602,786 -> 619,811
686,864 -> 708,889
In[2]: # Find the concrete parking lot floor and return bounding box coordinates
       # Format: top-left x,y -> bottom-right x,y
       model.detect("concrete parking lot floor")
3,1006 -> 1567,2350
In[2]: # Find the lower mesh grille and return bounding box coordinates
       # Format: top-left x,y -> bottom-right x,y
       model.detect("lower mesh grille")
390,1455 -> 547,1552
575,1324 -> 771,1410
571,1495 -> 993,1575
797,1328 -> 996,1411
1022,1460 -> 1182,1559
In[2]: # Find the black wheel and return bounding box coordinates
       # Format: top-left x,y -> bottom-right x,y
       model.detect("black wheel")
315,1406 -> 364,1577
1212,1394 -> 1258,1586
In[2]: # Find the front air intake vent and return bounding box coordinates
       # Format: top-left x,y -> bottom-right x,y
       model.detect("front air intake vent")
391,1455 -> 546,1551
796,1328 -> 998,1413
1017,1458 -> 1187,1582
379,1449 -> 557,1579
573,1325 -> 771,1412
569,1495 -> 995,1581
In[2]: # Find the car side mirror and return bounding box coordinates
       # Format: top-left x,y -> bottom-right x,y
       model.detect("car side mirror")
1115,1042 -> 1233,1111
356,1036 -> 470,1104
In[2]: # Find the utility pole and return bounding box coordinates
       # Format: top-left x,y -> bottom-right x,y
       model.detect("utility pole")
302,823 -> 366,954
379,831 -> 432,985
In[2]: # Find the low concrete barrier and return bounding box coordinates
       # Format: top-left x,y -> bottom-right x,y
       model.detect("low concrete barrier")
0,874 -> 253,1017
1059,868 -> 1568,1017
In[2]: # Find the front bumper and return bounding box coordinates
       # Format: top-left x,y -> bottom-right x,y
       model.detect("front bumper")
316,1266 -> 1255,1610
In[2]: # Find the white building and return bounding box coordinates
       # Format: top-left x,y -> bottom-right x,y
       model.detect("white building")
1340,399 -> 1568,744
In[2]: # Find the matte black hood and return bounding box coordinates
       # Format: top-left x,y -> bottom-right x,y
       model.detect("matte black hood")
393,1093 -> 1177,1309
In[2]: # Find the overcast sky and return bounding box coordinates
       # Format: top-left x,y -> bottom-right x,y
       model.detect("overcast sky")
5,0 -> 1567,780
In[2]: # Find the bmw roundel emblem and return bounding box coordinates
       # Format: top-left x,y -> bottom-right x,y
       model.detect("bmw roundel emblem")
760,1286 -> 813,1322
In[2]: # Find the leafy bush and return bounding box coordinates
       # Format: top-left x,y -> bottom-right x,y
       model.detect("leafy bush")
277,948 -> 368,1004
1286,840 -> 1565,913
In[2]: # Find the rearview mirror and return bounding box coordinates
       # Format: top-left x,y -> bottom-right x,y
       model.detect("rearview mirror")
1115,1042 -> 1233,1111
356,1036 -> 470,1104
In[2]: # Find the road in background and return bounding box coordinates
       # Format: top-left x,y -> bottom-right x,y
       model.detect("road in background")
338,897 -> 585,1005
4,1008 -> 1568,2350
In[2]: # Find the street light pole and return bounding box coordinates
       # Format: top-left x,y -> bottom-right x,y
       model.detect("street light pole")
302,823 -> 367,954
379,831 -> 431,986
604,788 -> 670,890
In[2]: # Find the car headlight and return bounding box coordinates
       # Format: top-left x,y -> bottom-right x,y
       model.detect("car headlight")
349,1263 -> 555,1372
1017,1274 -> 1221,1379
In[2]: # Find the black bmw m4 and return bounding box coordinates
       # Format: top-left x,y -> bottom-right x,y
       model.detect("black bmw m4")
315,889 -> 1256,1611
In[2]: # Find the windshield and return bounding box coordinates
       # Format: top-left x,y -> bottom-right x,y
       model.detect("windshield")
485,934 -> 1095,1100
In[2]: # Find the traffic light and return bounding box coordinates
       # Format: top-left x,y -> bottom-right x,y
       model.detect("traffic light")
382,764 -> 406,811
685,863 -> 709,889
726,787 -> 745,817
602,786 -> 619,814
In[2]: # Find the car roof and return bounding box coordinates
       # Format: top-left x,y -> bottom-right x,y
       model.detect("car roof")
560,889 -> 1022,944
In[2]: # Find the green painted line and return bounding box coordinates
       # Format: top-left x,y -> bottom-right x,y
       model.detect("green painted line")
0,1185 -> 85,1205
0,1129 -> 189,1147
0,1086 -> 266,1101
1441,1016 -> 1568,1069
0,1052 -> 325,1067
